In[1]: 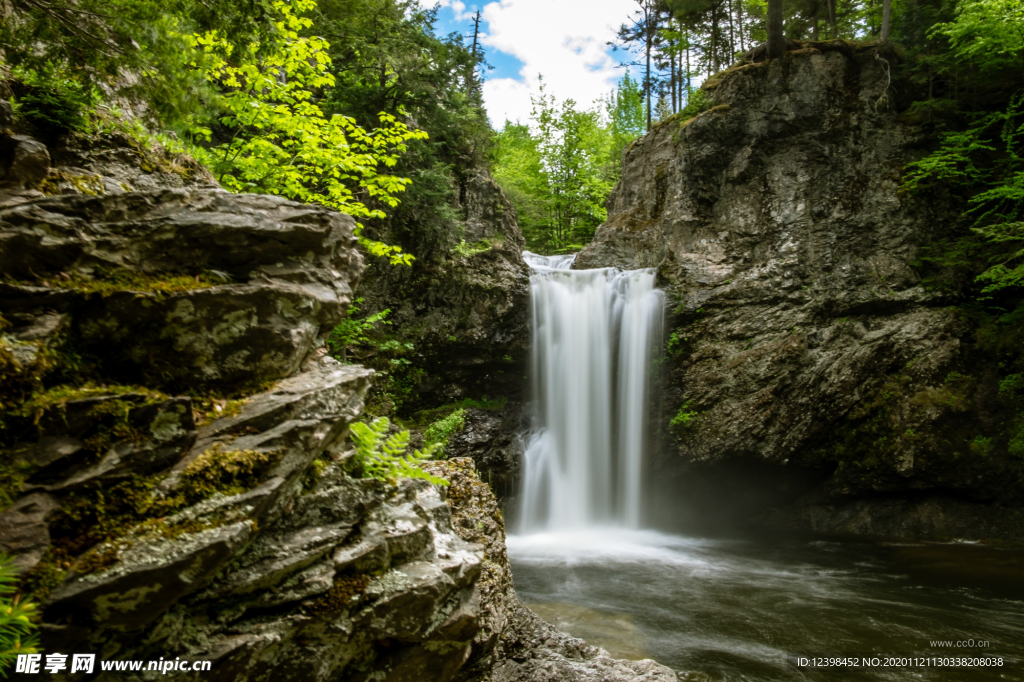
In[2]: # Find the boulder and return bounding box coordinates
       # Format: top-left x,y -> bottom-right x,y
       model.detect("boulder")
0,134 -> 50,188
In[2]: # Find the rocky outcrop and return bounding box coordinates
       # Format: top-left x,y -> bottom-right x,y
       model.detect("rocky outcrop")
0,161 -> 676,679
424,459 -> 678,682
359,169 -> 529,409
0,189 -> 361,391
577,40 -> 1024,541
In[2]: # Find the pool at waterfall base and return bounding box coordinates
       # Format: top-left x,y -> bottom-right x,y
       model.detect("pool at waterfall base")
507,529 -> 1024,681
512,252 -> 1024,682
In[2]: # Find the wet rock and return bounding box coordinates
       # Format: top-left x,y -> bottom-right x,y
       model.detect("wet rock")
445,407 -> 526,501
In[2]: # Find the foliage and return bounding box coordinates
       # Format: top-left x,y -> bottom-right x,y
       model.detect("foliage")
313,0 -> 492,264
10,65 -> 98,138
423,408 -> 466,454
1,0 -> 277,127
327,298 -> 392,361
603,73 -> 647,167
0,553 -> 39,676
670,400 -> 699,432
452,239 -> 493,258
348,417 -> 447,485
494,76 -> 641,253
186,0 -> 425,265
902,0 -> 1024,306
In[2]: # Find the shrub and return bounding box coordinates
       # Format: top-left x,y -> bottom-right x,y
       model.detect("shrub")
670,400 -> 699,432
423,408 -> 467,455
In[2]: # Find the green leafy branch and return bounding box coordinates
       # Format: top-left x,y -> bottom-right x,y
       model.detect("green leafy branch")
349,417 -> 447,486
186,0 -> 427,265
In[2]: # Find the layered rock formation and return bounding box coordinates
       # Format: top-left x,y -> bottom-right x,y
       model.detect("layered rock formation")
576,40 -> 1024,541
0,126 -> 676,679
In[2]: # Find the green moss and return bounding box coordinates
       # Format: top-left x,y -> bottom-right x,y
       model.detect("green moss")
0,450 -> 34,510
34,169 -> 104,196
193,397 -> 248,427
17,445 -> 279,599
179,444 -> 280,505
10,267 -> 223,299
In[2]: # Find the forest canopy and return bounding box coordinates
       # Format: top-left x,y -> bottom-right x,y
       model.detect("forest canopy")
0,0 -> 1022,261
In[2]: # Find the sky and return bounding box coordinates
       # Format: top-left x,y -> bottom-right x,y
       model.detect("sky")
429,0 -> 640,128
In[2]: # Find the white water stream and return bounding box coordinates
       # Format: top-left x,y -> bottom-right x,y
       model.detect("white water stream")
518,251 -> 664,532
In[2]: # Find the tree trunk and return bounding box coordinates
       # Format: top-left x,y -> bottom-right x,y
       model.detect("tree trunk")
468,10 -> 482,95
737,3 -> 746,51
711,3 -> 719,72
727,0 -> 735,62
827,0 -> 837,37
645,24 -> 652,130
811,0 -> 819,40
685,33 -> 691,104
881,0 -> 892,40
766,0 -> 785,59
671,37 -> 677,113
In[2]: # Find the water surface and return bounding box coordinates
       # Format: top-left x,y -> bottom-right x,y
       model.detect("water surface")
508,529 -> 1024,681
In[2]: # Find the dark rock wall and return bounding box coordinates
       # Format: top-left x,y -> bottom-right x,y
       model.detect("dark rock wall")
358,169 -> 530,498
577,41 -> 1024,542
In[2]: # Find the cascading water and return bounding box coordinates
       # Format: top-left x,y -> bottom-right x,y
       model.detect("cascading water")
518,251 -> 664,532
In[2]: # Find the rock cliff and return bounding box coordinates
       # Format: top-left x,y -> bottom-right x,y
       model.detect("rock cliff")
0,127 -> 674,679
577,40 -> 1024,542
356,168 -> 530,498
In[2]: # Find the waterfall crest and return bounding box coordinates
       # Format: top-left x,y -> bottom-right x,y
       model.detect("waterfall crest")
518,251 -> 664,532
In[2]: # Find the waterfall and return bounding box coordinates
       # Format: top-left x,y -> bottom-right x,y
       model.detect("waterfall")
518,251 -> 664,532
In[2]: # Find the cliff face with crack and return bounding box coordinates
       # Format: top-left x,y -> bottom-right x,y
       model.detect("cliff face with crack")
576,41 -> 1024,542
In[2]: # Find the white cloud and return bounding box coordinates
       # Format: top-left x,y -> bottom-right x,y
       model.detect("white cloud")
435,0 -> 473,22
479,0 -> 638,126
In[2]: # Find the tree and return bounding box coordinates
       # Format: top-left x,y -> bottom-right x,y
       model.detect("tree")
616,0 -> 661,131
881,0 -> 892,39
766,0 -> 784,58
605,73 -> 646,165
1,0 -> 276,125
188,0 -> 427,264
312,0 -> 492,261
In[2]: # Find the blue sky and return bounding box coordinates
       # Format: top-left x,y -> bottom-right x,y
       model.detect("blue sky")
426,0 -> 640,127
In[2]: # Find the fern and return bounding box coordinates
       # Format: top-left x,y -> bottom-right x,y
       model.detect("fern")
0,553 -> 39,676
349,418 -> 448,486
